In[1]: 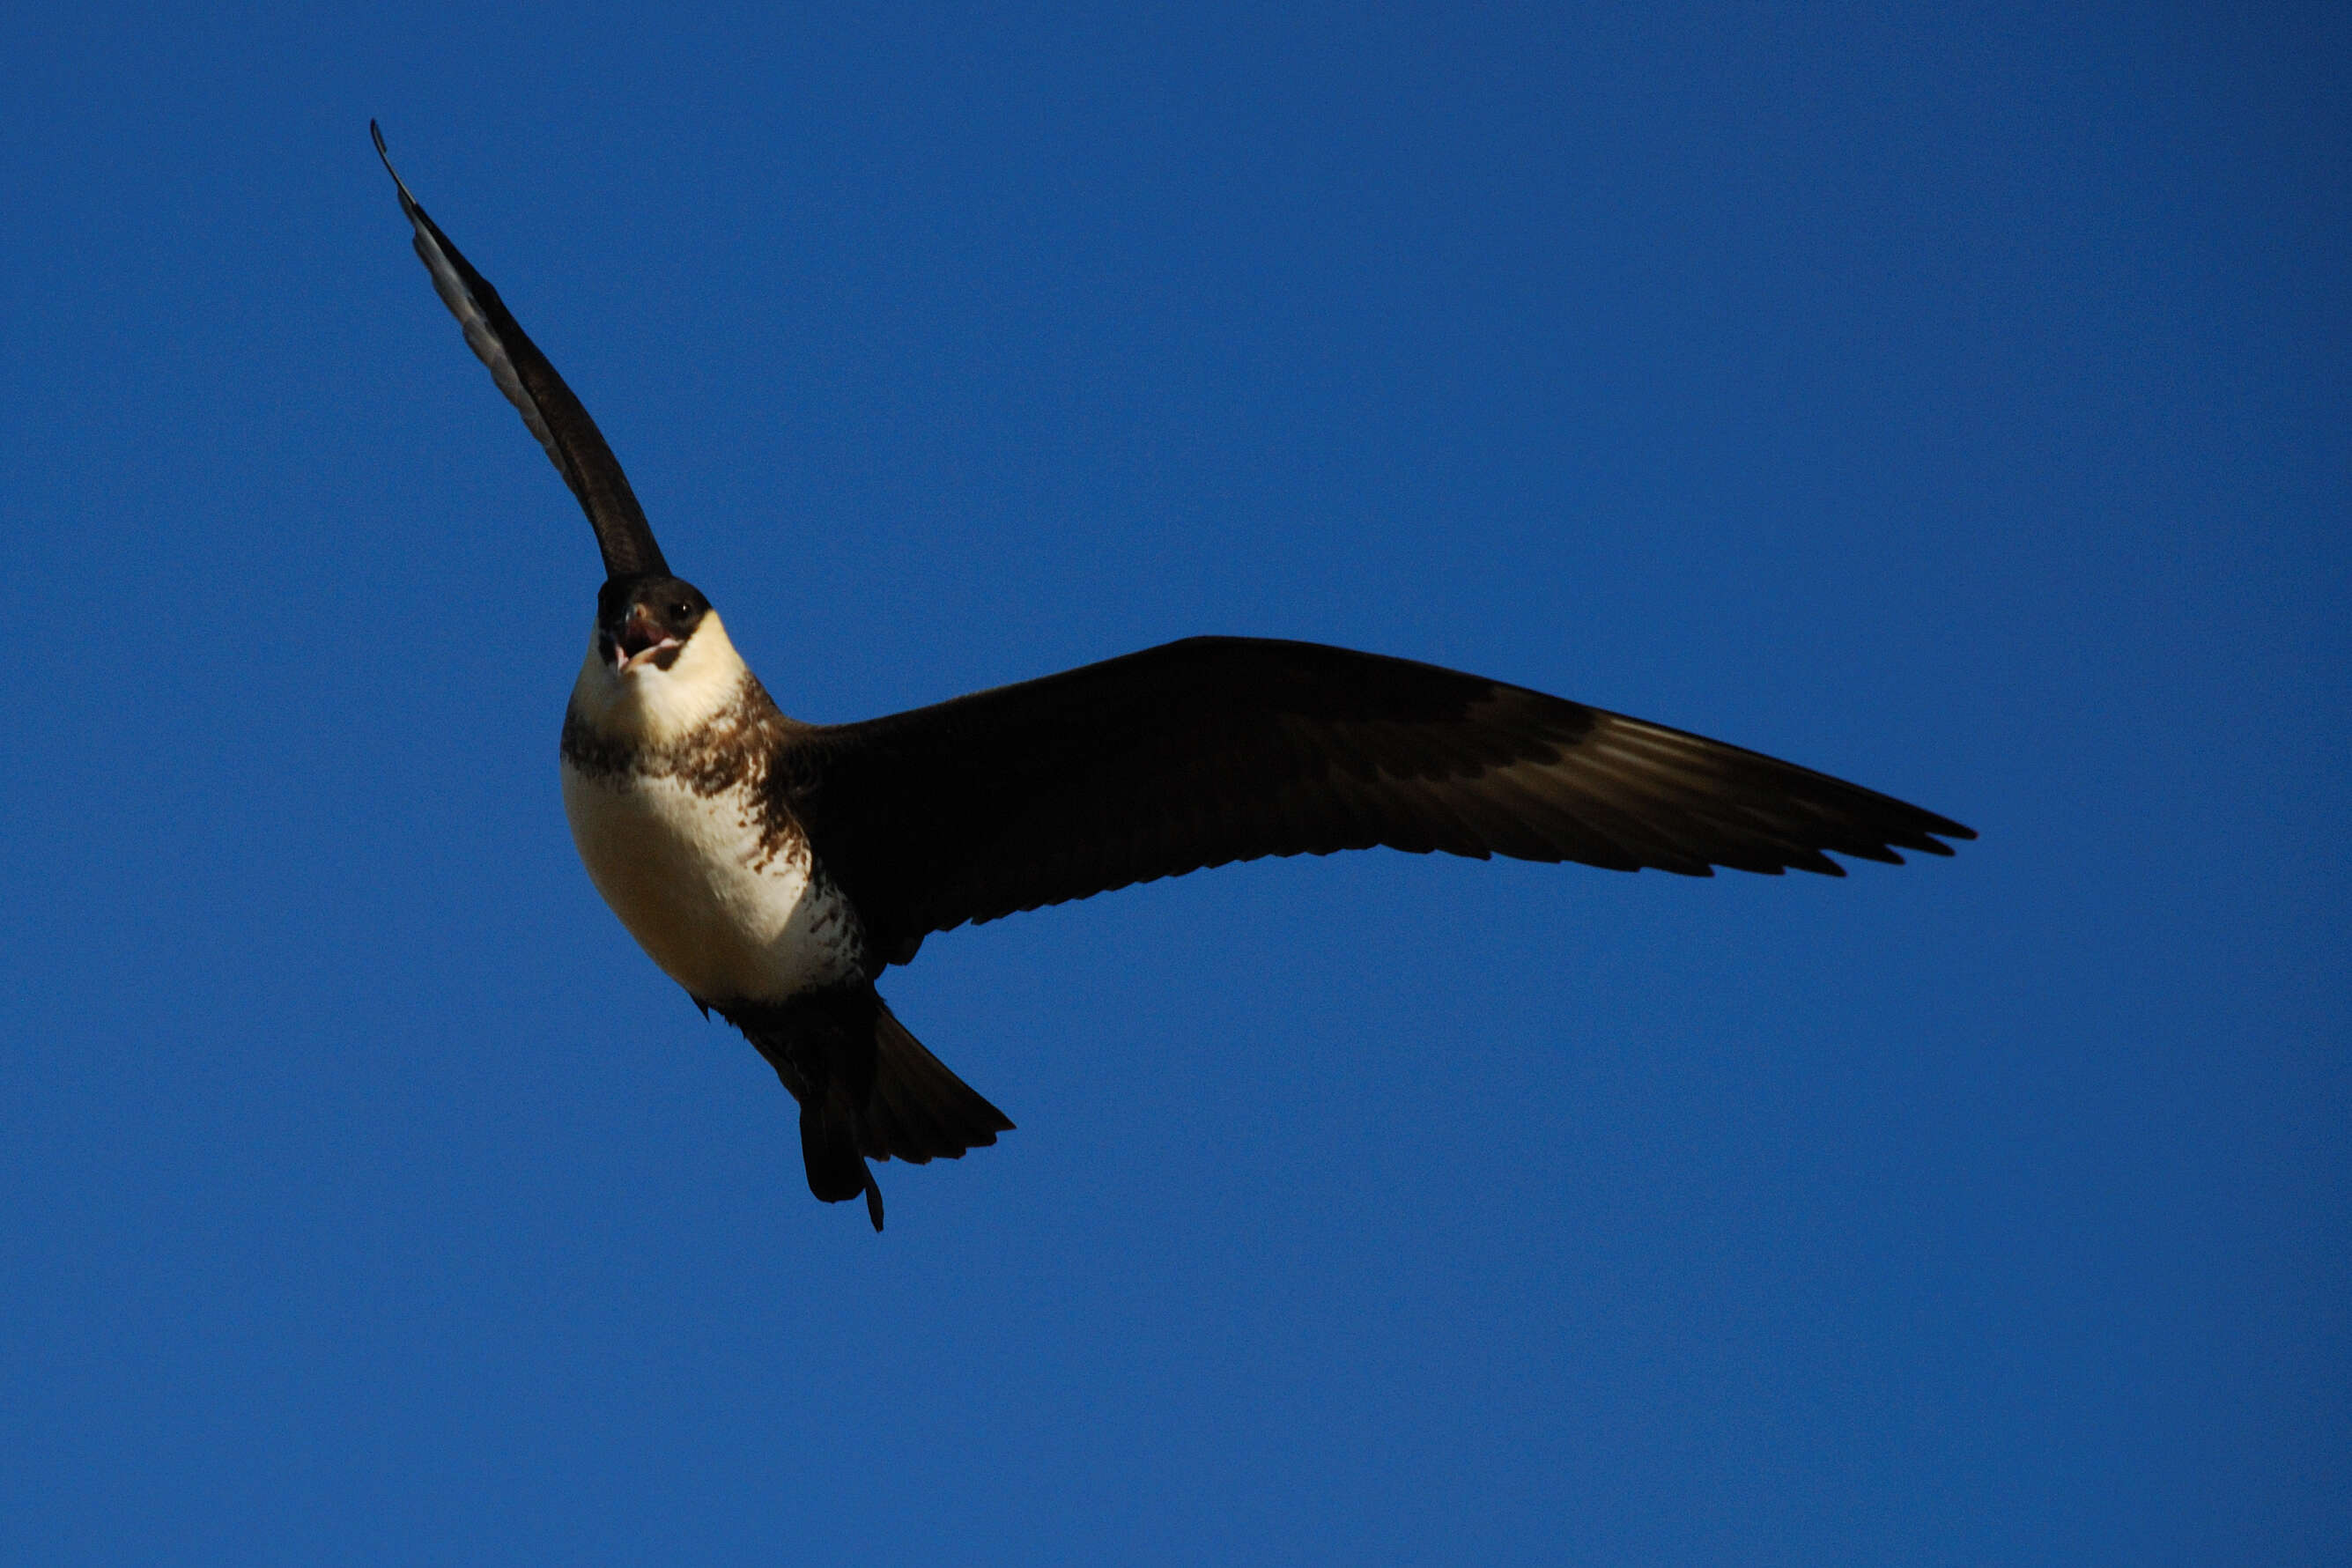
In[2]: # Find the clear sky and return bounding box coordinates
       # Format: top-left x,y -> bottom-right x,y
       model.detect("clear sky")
4,3 -> 2344,1562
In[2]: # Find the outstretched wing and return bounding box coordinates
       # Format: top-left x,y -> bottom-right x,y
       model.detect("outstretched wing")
773,636 -> 1974,965
373,122 -> 669,581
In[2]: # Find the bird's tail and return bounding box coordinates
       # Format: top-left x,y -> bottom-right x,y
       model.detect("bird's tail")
859,998 -> 1017,1171
740,989 -> 1014,1231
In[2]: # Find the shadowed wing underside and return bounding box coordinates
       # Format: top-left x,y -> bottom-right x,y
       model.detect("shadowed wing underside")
775,637 -> 1976,966
373,122 -> 669,581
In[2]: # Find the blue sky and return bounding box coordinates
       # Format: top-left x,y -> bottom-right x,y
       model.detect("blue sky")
4,3 -> 2344,1561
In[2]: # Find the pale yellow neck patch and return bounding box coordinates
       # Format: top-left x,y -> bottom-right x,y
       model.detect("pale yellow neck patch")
567,607 -> 752,749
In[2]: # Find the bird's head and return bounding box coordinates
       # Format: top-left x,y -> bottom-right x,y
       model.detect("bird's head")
571,573 -> 747,745
595,573 -> 710,674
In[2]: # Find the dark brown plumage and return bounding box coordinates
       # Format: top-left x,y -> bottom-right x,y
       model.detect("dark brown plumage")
721,987 -> 1017,1231
376,123 -> 1973,1229
374,122 -> 669,581
773,637 -> 1971,970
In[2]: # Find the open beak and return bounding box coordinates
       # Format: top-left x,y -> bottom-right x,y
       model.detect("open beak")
605,606 -> 682,672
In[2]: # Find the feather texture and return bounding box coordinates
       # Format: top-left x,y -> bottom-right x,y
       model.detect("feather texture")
373,122 -> 669,581
769,637 -> 1975,966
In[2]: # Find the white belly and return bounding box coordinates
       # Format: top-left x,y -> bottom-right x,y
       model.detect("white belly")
559,760 -> 862,1005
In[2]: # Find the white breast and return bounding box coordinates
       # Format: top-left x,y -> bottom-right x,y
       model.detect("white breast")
560,761 -> 862,1006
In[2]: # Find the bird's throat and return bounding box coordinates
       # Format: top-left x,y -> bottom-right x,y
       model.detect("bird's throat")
568,607 -> 751,750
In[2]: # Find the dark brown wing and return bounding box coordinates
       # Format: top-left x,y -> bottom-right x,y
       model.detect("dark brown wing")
373,122 -> 669,581
772,637 -> 1974,965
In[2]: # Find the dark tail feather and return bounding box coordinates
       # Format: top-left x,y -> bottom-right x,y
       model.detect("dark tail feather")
801,1096 -> 885,1231
859,998 -> 1017,1166
799,1082 -> 876,1208
736,988 -> 1013,1231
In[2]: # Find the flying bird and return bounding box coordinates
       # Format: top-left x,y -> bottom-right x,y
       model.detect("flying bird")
373,124 -> 1972,1231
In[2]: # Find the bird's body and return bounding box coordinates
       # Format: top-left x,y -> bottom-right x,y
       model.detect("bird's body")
559,610 -> 858,1009
374,124 -> 1973,1230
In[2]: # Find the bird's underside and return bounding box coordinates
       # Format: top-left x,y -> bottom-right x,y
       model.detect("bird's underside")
375,123 -> 1976,1231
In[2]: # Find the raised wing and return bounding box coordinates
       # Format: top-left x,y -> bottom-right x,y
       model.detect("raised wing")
373,122 -> 669,581
773,637 -> 1974,965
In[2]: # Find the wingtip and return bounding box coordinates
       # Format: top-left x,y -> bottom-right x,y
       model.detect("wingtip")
370,120 -> 420,214
1911,817 -> 1976,853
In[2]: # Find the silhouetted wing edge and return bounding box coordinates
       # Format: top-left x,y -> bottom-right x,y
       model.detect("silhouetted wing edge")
372,122 -> 669,581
